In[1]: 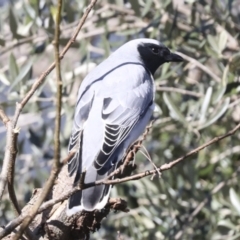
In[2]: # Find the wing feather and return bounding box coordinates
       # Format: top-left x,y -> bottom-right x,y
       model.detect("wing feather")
94,87 -> 152,171
68,92 -> 94,176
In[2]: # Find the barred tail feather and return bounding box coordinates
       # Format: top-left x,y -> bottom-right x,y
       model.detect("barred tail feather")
66,165 -> 113,216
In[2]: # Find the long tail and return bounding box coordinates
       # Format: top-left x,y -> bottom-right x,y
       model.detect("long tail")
66,165 -> 113,216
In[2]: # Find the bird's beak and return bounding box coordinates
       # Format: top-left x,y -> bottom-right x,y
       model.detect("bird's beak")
166,53 -> 184,62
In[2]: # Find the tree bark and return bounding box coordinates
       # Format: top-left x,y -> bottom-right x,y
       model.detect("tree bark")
3,166 -> 128,240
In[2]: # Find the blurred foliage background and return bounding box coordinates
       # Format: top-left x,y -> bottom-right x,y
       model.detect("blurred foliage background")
0,0 -> 240,239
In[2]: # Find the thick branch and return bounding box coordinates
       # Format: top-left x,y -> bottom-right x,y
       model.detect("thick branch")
176,51 -> 221,83
1,122 -> 239,239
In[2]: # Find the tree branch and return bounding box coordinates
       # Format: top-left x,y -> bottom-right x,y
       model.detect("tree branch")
12,0 -> 98,128
174,165 -> 240,239
7,128 -> 21,215
156,86 -> 203,98
0,107 -> 10,126
12,0 -> 62,239
0,122 -> 13,200
176,51 -> 221,83
1,122 -> 239,239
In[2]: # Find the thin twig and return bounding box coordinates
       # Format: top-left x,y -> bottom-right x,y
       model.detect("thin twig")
0,118 -> 34,239
0,107 -> 10,126
53,0 -> 63,168
7,128 -> 21,215
2,121 -> 239,239
176,51 -> 221,83
12,0 -> 63,239
12,0 -> 98,128
174,166 -> 240,240
120,121 -> 154,174
0,122 -> 13,200
156,86 -> 202,98
0,35 -> 37,57
97,123 -> 240,186
62,150 -> 77,165
139,147 -> 161,177
79,169 -> 87,190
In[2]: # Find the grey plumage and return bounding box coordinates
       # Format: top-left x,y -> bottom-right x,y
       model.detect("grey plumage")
67,38 -> 183,216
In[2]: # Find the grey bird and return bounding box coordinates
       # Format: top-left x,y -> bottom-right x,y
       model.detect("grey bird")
66,38 -> 183,216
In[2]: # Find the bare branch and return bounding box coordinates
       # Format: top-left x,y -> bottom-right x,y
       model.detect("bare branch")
1,122 -> 239,239
11,1 -> 99,239
0,35 -> 37,57
98,122 -> 240,186
0,107 -> 9,126
7,128 -> 21,215
174,165 -> 240,240
156,86 -> 203,98
0,123 -> 13,200
62,150 -> 77,165
176,51 -> 221,83
53,0 -> 63,169
12,0 -> 98,128
12,1 -> 62,239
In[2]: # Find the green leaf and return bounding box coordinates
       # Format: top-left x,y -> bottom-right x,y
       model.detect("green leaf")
9,57 -> 34,92
9,53 -> 19,82
9,7 -> 18,38
207,35 -> 219,54
229,52 -> 240,73
23,2 -> 36,20
228,233 -> 240,240
17,22 -> 33,37
160,62 -> 170,78
212,65 -> 228,104
135,215 -> 155,229
0,73 -> 10,86
142,0 -> 153,17
199,87 -> 212,123
159,63 -> 182,80
198,97 -> 230,130
218,30 -> 228,53
0,38 -> 5,46
101,31 -> 110,58
218,219 -> 237,230
128,0 -> 141,16
50,5 -> 58,24
163,92 -> 188,126
230,188 -> 240,215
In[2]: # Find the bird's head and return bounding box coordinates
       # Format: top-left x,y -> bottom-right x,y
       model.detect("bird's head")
115,39 -> 183,75
136,39 -> 183,75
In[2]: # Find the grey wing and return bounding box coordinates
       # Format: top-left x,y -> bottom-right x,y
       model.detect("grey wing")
94,79 -> 154,172
68,89 -> 94,176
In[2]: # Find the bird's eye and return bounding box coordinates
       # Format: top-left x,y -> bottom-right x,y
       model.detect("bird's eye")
150,47 -> 159,54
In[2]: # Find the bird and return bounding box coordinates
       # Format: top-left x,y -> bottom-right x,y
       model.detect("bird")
66,38 -> 183,216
